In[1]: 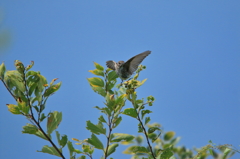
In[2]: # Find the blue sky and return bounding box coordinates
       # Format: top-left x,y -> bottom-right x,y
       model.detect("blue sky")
0,1 -> 239,159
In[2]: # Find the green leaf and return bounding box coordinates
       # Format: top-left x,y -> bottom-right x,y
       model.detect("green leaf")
67,141 -> 75,157
148,133 -> 158,142
22,124 -> 38,134
27,74 -> 39,86
145,117 -> 151,125
35,130 -> 49,140
110,133 -> 135,142
60,135 -> 68,148
106,80 -> 117,91
26,70 -> 38,77
56,131 -> 61,146
107,71 -> 118,81
223,148 -> 231,158
148,127 -> 160,134
74,149 -> 82,154
15,90 -> 27,102
40,113 -> 47,122
118,86 -> 127,94
89,69 -> 104,77
87,134 -> 104,150
94,62 -> 104,71
106,144 -> 119,157
0,62 -> 6,79
33,106 -> 39,112
39,103 -> 46,113
122,108 -> 137,118
98,115 -> 107,123
135,135 -> 144,145
78,156 -> 86,159
136,99 -> 143,105
92,86 -> 106,96
17,98 -> 29,114
86,120 -> 106,135
141,109 -> 152,119
6,104 -> 21,114
147,95 -> 155,101
115,94 -> 126,106
95,106 -> 111,116
137,78 -> 147,87
37,74 -> 48,92
25,61 -> 34,71
103,107 -> 111,116
94,106 -> 105,111
49,78 -> 58,86
164,131 -> 175,141
209,148 -> 213,156
160,147 -> 173,159
169,137 -> 180,145
82,144 -> 91,153
138,123 -> 143,133
113,116 -> 122,128
27,73 -> 39,85
22,124 -> 49,140
87,77 -> 104,87
15,60 -> 25,74
4,70 -> 25,93
37,145 -> 62,157
44,82 -> 62,97
124,146 -> 149,154
28,82 -> 38,96
105,93 -> 115,110
34,86 -> 42,104
47,111 -> 62,135
56,131 -> 68,148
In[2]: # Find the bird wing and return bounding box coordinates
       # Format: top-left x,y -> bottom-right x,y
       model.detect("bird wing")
123,50 -> 151,74
106,60 -> 117,70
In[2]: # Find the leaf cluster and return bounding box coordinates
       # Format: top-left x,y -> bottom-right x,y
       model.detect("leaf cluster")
1,61 -> 238,159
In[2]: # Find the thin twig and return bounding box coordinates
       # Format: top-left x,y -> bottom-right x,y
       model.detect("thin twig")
136,112 -> 156,158
104,112 -> 114,159
22,69 -> 65,159
131,93 -> 156,159
86,153 -> 93,159
2,64 -> 66,158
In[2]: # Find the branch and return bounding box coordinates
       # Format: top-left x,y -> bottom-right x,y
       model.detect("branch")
136,112 -> 155,158
104,114 -> 114,159
22,69 -> 65,159
131,93 -> 156,159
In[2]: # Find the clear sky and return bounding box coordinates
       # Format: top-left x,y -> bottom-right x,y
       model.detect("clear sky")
0,1 -> 239,159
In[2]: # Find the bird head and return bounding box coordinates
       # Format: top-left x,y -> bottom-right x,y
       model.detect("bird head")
117,61 -> 125,67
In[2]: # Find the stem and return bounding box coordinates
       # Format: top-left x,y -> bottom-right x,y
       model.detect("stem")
136,112 -> 156,159
86,153 -> 93,159
131,94 -> 156,159
104,113 -> 115,159
2,68 -> 66,159
22,71 -> 65,159
33,117 -> 65,158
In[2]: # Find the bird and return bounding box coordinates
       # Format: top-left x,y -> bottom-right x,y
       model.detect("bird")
106,50 -> 151,83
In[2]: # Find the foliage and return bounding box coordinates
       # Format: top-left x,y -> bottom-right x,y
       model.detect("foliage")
1,61 -> 239,159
